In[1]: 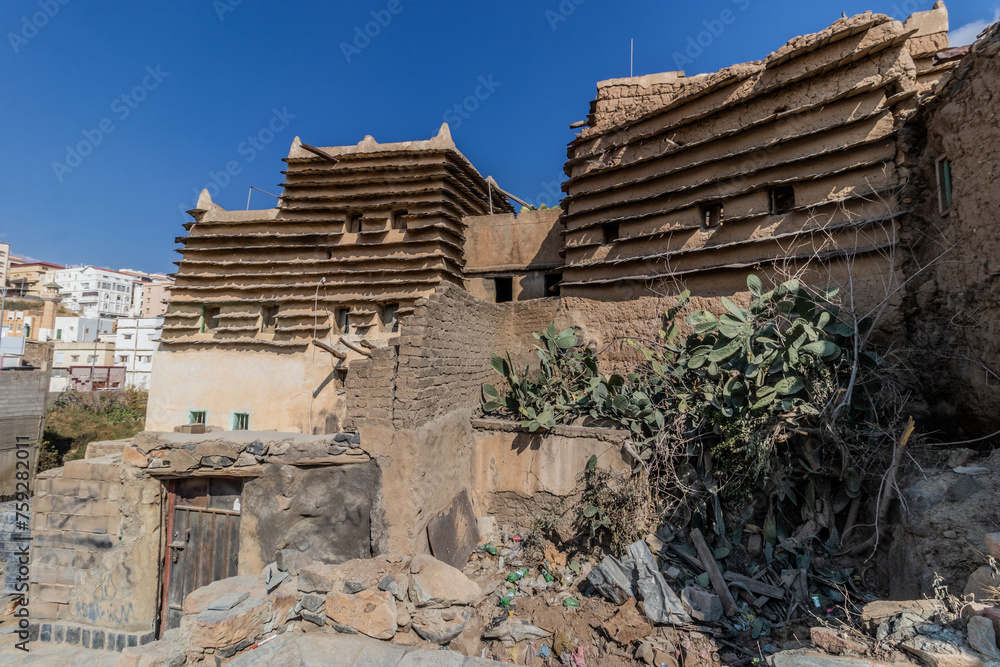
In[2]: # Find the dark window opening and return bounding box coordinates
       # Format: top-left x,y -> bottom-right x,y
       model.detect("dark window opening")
347,212 -> 362,233
325,247 -> 334,260
203,306 -> 221,332
334,368 -> 348,389
261,304 -> 279,333
391,210 -> 408,231
701,203 -> 723,230
336,308 -> 351,334
602,223 -> 619,244
232,412 -> 250,431
769,186 -> 795,215
544,273 -> 562,297
383,303 -> 399,333
937,158 -> 953,213
494,277 -> 513,303
189,411 -> 206,425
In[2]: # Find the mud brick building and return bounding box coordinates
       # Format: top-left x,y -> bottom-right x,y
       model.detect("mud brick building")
25,1 -> 1000,652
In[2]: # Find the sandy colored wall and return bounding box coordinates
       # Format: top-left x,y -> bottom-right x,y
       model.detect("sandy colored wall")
464,209 -> 563,273
145,347 -> 343,434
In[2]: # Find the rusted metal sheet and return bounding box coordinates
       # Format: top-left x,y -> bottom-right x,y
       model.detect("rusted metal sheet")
160,478 -> 243,633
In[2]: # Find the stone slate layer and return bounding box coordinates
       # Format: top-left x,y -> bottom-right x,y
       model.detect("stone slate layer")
28,620 -> 153,652
557,11 -> 955,294
162,126 -> 513,350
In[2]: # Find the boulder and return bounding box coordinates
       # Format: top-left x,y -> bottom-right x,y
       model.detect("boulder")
325,588 -> 398,640
986,534 -> 1000,561
116,641 -> 186,667
409,555 -> 483,608
967,616 -> 1000,659
860,599 -> 946,632
966,566 -> 1000,602
122,446 -> 149,468
901,635 -> 991,667
411,606 -> 472,645
191,595 -> 270,649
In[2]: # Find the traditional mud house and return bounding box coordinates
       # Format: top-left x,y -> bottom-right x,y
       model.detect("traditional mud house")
27,2 -> 1000,652
146,125 -> 523,435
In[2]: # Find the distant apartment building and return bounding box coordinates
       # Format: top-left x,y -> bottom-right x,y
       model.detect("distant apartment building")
7,261 -> 64,298
49,266 -> 134,317
120,270 -> 173,318
0,243 -> 9,286
114,317 -> 163,389
51,316 -> 114,343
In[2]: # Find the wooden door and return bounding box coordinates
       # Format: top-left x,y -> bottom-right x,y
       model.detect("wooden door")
160,477 -> 243,633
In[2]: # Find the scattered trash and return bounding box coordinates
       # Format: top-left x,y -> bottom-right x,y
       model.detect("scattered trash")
484,544 -> 498,556
587,540 -> 690,624
507,568 -> 527,583
563,597 -> 580,607
538,644 -> 552,658
483,619 -> 553,642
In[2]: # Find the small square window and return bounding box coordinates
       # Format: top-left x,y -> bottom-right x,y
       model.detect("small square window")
769,186 -> 795,215
232,412 -> 250,431
261,304 -> 279,333
494,277 -> 513,303
347,213 -> 362,234
383,303 -> 399,333
189,411 -> 206,425
602,223 -> 619,244
203,306 -> 221,332
701,203 -> 723,230
71,355 -> 79,362
336,308 -> 351,335
936,158 -> 953,213
391,210 -> 408,231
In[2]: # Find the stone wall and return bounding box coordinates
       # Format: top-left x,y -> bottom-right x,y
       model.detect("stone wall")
30,456 -> 162,634
900,20 -> 1000,435
0,369 -> 48,499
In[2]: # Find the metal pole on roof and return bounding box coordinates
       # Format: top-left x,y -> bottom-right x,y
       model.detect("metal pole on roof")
0,287 -> 7,348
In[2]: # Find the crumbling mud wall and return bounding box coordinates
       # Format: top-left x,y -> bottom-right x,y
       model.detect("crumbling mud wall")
900,20 -> 1000,435
558,8 -> 953,328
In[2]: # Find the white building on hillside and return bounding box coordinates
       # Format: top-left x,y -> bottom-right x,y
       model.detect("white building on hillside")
114,317 -> 163,389
51,316 -> 114,343
48,266 -> 134,317
0,242 -> 10,286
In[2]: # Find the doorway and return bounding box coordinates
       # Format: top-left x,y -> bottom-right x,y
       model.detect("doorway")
159,477 -> 244,633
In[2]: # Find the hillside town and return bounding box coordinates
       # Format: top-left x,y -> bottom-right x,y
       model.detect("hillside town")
0,245 -> 172,390
1,2 -> 1000,666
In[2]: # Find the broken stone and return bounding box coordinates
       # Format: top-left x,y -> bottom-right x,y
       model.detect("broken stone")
331,622 -> 358,635
410,606 -> 471,645
682,586 -> 723,624
325,588 -> 397,640
396,605 -> 411,628
202,455 -> 235,468
408,554 -> 483,608
192,596 -> 270,649
771,653 -> 898,667
117,641 -> 187,667
327,445 -> 347,456
860,599 -> 947,632
636,641 -> 655,664
902,635 -> 990,667
344,578 -> 367,594
207,592 -> 250,611
301,594 -> 324,613
810,627 -> 869,655
427,489 -> 480,571
747,534 -> 763,557
967,616 -> 1000,659
301,609 -> 326,627
235,452 -> 257,467
122,445 -> 149,468
243,440 -> 267,457
160,448 -> 200,471
974,607 -> 1000,641
476,516 -> 500,544
483,619 -> 552,643
449,612 -> 485,657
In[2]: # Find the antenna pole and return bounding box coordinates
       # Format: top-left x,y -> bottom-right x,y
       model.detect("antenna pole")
631,38 -> 634,77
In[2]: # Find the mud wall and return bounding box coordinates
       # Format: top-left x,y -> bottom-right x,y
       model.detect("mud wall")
901,22 -> 1000,435
0,369 -> 48,500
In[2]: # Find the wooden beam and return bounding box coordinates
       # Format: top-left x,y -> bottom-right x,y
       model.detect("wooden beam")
301,142 -> 340,165
690,528 -> 739,618
312,338 -> 347,359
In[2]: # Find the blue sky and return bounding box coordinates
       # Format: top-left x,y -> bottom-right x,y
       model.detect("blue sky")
0,0 -> 995,274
